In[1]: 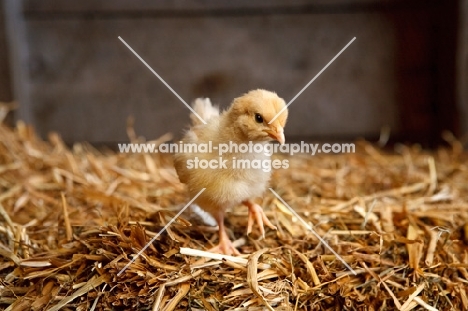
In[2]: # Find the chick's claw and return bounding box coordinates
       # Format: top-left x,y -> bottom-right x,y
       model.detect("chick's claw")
209,239 -> 240,256
243,200 -> 277,238
208,228 -> 240,255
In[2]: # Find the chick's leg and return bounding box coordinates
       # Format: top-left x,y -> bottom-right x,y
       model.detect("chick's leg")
208,212 -> 240,255
242,200 -> 277,238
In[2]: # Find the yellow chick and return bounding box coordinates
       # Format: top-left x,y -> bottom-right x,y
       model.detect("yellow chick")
174,89 -> 288,255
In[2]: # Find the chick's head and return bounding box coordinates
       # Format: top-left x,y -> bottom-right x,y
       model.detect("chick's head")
227,89 -> 288,144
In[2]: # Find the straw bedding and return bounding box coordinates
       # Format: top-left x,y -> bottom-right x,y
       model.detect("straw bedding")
0,115 -> 467,310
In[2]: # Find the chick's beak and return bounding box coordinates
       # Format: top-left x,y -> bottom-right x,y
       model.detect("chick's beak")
267,128 -> 285,145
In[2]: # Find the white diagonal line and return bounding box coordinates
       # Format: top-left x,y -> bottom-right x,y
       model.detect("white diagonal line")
269,188 -> 357,275
118,36 -> 207,125
117,188 -> 206,276
269,37 -> 356,124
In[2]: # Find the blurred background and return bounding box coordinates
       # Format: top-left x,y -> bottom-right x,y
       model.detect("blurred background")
0,0 -> 465,147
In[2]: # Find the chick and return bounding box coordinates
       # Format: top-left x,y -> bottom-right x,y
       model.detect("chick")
174,89 -> 288,255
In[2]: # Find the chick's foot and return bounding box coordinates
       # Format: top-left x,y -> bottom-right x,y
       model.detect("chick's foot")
209,239 -> 240,256
243,200 -> 277,238
209,228 -> 240,255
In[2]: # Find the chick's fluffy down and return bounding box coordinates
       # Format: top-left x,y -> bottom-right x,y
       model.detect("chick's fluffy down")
174,89 -> 287,218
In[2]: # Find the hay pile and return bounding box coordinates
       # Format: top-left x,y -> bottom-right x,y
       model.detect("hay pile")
0,117 -> 467,310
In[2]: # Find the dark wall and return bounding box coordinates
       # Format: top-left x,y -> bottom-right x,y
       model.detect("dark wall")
0,0 -> 13,103
3,0 -> 463,145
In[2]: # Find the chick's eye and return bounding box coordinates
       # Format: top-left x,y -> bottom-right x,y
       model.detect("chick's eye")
254,113 -> 263,123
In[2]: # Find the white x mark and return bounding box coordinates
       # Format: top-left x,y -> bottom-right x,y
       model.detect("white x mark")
269,188 -> 356,275
117,188 -> 206,276
118,36 -> 207,124
269,37 -> 356,124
